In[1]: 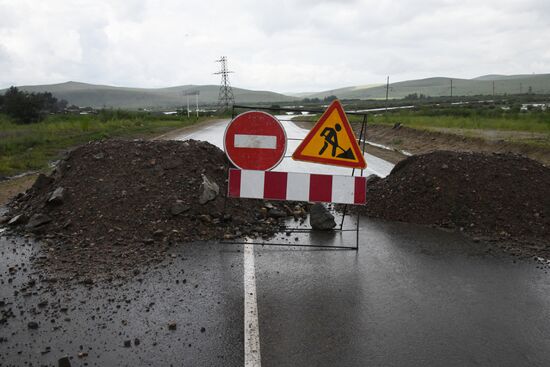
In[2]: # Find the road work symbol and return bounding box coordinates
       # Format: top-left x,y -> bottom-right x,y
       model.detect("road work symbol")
318,123 -> 356,160
292,100 -> 366,168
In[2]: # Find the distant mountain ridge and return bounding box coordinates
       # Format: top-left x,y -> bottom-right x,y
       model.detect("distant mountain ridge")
2,73 -> 548,108
0,82 -> 298,109
302,74 -> 550,100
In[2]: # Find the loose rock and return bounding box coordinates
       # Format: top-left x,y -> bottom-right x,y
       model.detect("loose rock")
58,356 -> 71,367
47,187 -> 65,205
309,203 -> 336,230
170,201 -> 190,216
199,174 -> 219,204
25,214 -> 52,229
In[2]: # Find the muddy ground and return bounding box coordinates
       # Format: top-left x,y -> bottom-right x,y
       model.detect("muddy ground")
0,175 -> 37,207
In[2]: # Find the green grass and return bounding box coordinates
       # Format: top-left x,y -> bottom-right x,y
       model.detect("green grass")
0,112 -> 211,177
365,110 -> 550,133
295,106 -> 550,149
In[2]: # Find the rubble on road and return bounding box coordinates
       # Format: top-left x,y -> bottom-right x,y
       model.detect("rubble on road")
309,203 -> 336,230
357,151 -> 550,257
3,139 -> 308,279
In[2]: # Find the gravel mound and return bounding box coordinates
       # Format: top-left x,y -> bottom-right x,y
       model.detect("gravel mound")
3,140 -> 303,279
361,151 -> 550,252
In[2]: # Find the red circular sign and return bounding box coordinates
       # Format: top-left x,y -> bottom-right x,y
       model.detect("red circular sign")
224,111 -> 287,171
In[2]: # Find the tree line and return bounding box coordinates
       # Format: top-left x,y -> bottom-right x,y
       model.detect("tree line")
0,86 -> 68,124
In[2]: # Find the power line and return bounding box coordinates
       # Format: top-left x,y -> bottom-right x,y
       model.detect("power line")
214,56 -> 235,111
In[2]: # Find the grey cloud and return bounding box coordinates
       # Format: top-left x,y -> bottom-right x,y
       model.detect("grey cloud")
0,0 -> 549,91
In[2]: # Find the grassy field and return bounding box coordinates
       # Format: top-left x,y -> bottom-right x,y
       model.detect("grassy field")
296,108 -> 549,131
294,105 -> 550,150
0,111 -> 212,177
366,110 -> 550,133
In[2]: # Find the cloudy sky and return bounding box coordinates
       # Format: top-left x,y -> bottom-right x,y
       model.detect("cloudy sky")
1,0 -> 549,93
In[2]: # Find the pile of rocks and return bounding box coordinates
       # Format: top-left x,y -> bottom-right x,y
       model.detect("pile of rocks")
1,139 -> 308,279
359,151 -> 550,254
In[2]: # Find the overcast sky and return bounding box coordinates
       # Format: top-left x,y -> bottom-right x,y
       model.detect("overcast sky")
1,0 -> 549,93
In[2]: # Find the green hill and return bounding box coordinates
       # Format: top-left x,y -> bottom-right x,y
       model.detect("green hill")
304,74 -> 550,99
0,82 -> 298,109
2,73 -> 549,108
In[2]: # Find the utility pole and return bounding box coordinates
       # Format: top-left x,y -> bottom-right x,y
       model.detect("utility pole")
184,90 -> 199,118
450,79 -> 453,99
214,56 -> 235,112
492,81 -> 495,97
385,76 -> 390,113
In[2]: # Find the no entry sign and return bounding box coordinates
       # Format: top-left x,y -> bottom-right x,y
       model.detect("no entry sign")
224,111 -> 287,171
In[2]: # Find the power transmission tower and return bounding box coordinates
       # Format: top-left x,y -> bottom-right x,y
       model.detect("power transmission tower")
214,56 -> 235,112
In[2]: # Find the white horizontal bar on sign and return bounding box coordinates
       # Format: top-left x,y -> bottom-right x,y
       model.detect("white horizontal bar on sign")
234,134 -> 277,149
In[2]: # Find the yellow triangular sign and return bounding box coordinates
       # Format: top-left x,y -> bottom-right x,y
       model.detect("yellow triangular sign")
292,100 -> 367,169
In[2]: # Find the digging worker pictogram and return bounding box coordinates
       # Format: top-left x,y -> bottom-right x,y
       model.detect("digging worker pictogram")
318,123 -> 356,160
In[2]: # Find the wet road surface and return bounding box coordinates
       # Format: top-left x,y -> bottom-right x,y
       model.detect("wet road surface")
2,219 -> 549,366
256,217 -> 550,366
0,233 -> 244,366
1,119 -> 549,366
175,117 -> 394,177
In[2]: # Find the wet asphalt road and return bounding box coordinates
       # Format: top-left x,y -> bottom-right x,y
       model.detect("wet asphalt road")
1,118 -> 550,366
2,220 -> 550,366
0,232 -> 245,366
256,217 -> 550,367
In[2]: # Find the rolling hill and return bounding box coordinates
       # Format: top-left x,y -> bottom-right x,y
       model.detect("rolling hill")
2,73 -> 548,109
0,82 -> 298,109
303,74 -> 550,100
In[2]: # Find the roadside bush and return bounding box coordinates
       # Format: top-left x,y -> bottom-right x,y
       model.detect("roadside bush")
0,87 -> 67,124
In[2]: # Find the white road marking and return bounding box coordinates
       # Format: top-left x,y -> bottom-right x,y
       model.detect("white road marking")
234,134 -> 277,149
244,241 -> 261,367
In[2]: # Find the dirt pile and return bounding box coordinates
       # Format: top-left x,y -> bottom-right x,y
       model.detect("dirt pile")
2,140 -> 303,279
361,151 -> 550,253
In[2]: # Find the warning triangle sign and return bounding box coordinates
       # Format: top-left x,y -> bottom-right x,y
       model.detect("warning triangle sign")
292,100 -> 367,169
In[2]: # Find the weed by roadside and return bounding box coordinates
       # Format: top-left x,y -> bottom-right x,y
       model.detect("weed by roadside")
0,113 -> 210,177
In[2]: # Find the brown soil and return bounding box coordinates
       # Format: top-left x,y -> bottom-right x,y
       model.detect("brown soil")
358,151 -> 550,258
2,140 -> 304,280
0,174 -> 37,206
364,124 -> 550,166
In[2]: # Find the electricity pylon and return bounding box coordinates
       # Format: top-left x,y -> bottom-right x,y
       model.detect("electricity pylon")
214,56 -> 234,112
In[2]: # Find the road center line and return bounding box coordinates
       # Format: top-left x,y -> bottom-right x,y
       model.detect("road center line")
244,241 -> 261,367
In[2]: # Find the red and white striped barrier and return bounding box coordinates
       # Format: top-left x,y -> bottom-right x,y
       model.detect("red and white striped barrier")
228,169 -> 366,205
